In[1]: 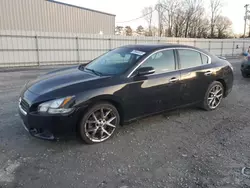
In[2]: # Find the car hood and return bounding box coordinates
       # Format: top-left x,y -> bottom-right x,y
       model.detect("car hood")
26,66 -> 105,95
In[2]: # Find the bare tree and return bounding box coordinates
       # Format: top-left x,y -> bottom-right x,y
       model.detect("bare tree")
142,6 -> 154,36
173,7 -> 186,37
196,17 -> 210,38
125,26 -> 133,36
210,0 -> 223,38
188,6 -> 210,38
151,26 -> 159,36
215,16 -> 232,38
183,0 -> 203,38
136,25 -> 144,35
159,0 -> 180,37
115,26 -> 123,35
140,0 -> 232,38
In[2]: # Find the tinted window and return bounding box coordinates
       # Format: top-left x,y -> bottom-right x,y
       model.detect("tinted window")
201,54 -> 209,64
178,49 -> 203,69
140,50 -> 175,73
85,47 -> 146,75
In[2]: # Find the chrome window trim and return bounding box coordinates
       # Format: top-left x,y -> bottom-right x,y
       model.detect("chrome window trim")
127,47 -> 211,78
177,48 -> 212,70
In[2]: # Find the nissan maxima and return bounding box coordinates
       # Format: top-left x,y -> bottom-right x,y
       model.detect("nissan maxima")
18,44 -> 234,144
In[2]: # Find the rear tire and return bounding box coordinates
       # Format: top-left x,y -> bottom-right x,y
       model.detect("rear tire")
201,81 -> 224,111
79,102 -> 120,144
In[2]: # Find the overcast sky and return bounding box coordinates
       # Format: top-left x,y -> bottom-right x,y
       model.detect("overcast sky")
58,0 -> 249,34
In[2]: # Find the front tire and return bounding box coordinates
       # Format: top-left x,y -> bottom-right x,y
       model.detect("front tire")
79,102 -> 120,144
201,81 -> 224,111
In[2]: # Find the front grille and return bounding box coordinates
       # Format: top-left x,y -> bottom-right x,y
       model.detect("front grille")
20,99 -> 29,112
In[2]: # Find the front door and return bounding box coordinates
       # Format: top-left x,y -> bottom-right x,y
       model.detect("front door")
123,49 -> 181,120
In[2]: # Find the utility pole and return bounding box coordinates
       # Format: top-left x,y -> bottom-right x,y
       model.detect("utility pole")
249,22 -> 250,37
243,4 -> 249,52
244,4 -> 249,39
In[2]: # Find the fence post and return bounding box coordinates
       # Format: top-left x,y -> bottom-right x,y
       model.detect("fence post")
76,37 -> 80,64
35,35 -> 40,66
220,41 -> 223,56
135,39 -> 137,44
208,41 -> 211,52
232,41 -> 235,57
177,40 -> 180,44
194,40 -> 196,47
109,38 -> 112,51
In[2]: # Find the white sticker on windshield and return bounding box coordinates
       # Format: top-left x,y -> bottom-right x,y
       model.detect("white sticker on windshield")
131,50 -> 146,56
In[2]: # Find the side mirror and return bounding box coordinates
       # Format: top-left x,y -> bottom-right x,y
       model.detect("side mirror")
137,67 -> 155,76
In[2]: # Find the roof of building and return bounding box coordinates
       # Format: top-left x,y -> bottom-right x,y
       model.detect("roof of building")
46,0 -> 116,17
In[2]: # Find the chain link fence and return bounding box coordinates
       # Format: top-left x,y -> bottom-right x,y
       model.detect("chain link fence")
0,30 -> 249,68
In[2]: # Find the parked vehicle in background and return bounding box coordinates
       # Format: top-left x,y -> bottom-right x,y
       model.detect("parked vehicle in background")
241,56 -> 250,78
18,44 -> 234,144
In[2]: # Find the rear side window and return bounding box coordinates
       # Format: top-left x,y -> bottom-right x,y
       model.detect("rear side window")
140,49 -> 175,74
178,49 -> 203,69
201,54 -> 209,64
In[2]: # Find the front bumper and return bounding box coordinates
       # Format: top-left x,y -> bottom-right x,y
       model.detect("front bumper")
18,106 -> 78,140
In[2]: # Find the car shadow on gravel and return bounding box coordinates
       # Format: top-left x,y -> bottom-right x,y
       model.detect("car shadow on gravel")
66,107 -> 207,146
22,106 -> 203,147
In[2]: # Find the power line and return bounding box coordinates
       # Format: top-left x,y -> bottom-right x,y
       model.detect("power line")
116,9 -> 155,24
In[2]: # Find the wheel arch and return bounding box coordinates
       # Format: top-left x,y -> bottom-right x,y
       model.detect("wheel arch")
215,79 -> 227,97
76,95 -> 125,127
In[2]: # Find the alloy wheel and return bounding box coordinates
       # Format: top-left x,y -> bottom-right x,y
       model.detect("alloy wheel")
84,107 -> 117,142
207,84 -> 223,109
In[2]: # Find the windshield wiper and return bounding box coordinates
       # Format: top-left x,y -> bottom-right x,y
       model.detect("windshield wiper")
85,68 -> 103,76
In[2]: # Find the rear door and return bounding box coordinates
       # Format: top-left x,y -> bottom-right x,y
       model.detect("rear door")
176,49 -> 214,105
124,49 -> 181,120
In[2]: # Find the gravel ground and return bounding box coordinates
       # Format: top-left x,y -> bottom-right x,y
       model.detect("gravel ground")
0,59 -> 250,188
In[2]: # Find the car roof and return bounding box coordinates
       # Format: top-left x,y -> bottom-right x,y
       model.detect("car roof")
121,44 -> 211,56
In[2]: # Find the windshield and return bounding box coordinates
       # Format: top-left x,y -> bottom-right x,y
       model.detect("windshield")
84,47 -> 147,75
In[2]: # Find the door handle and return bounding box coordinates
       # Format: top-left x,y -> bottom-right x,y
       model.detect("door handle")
169,77 -> 179,83
204,70 -> 212,76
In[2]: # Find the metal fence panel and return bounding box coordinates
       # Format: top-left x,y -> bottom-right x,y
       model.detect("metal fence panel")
39,38 -> 76,50
0,36 -> 35,49
0,51 -> 37,63
195,41 -> 209,49
0,31 -> 250,68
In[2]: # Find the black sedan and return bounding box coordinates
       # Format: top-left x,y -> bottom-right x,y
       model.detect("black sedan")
19,44 -> 234,144
241,56 -> 250,77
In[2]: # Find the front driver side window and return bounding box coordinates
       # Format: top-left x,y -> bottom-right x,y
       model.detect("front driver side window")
140,49 -> 176,74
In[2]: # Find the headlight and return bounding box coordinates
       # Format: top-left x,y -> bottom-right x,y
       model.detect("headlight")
38,96 -> 75,114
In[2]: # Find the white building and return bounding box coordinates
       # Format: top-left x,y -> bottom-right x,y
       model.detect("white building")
0,0 -> 115,35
